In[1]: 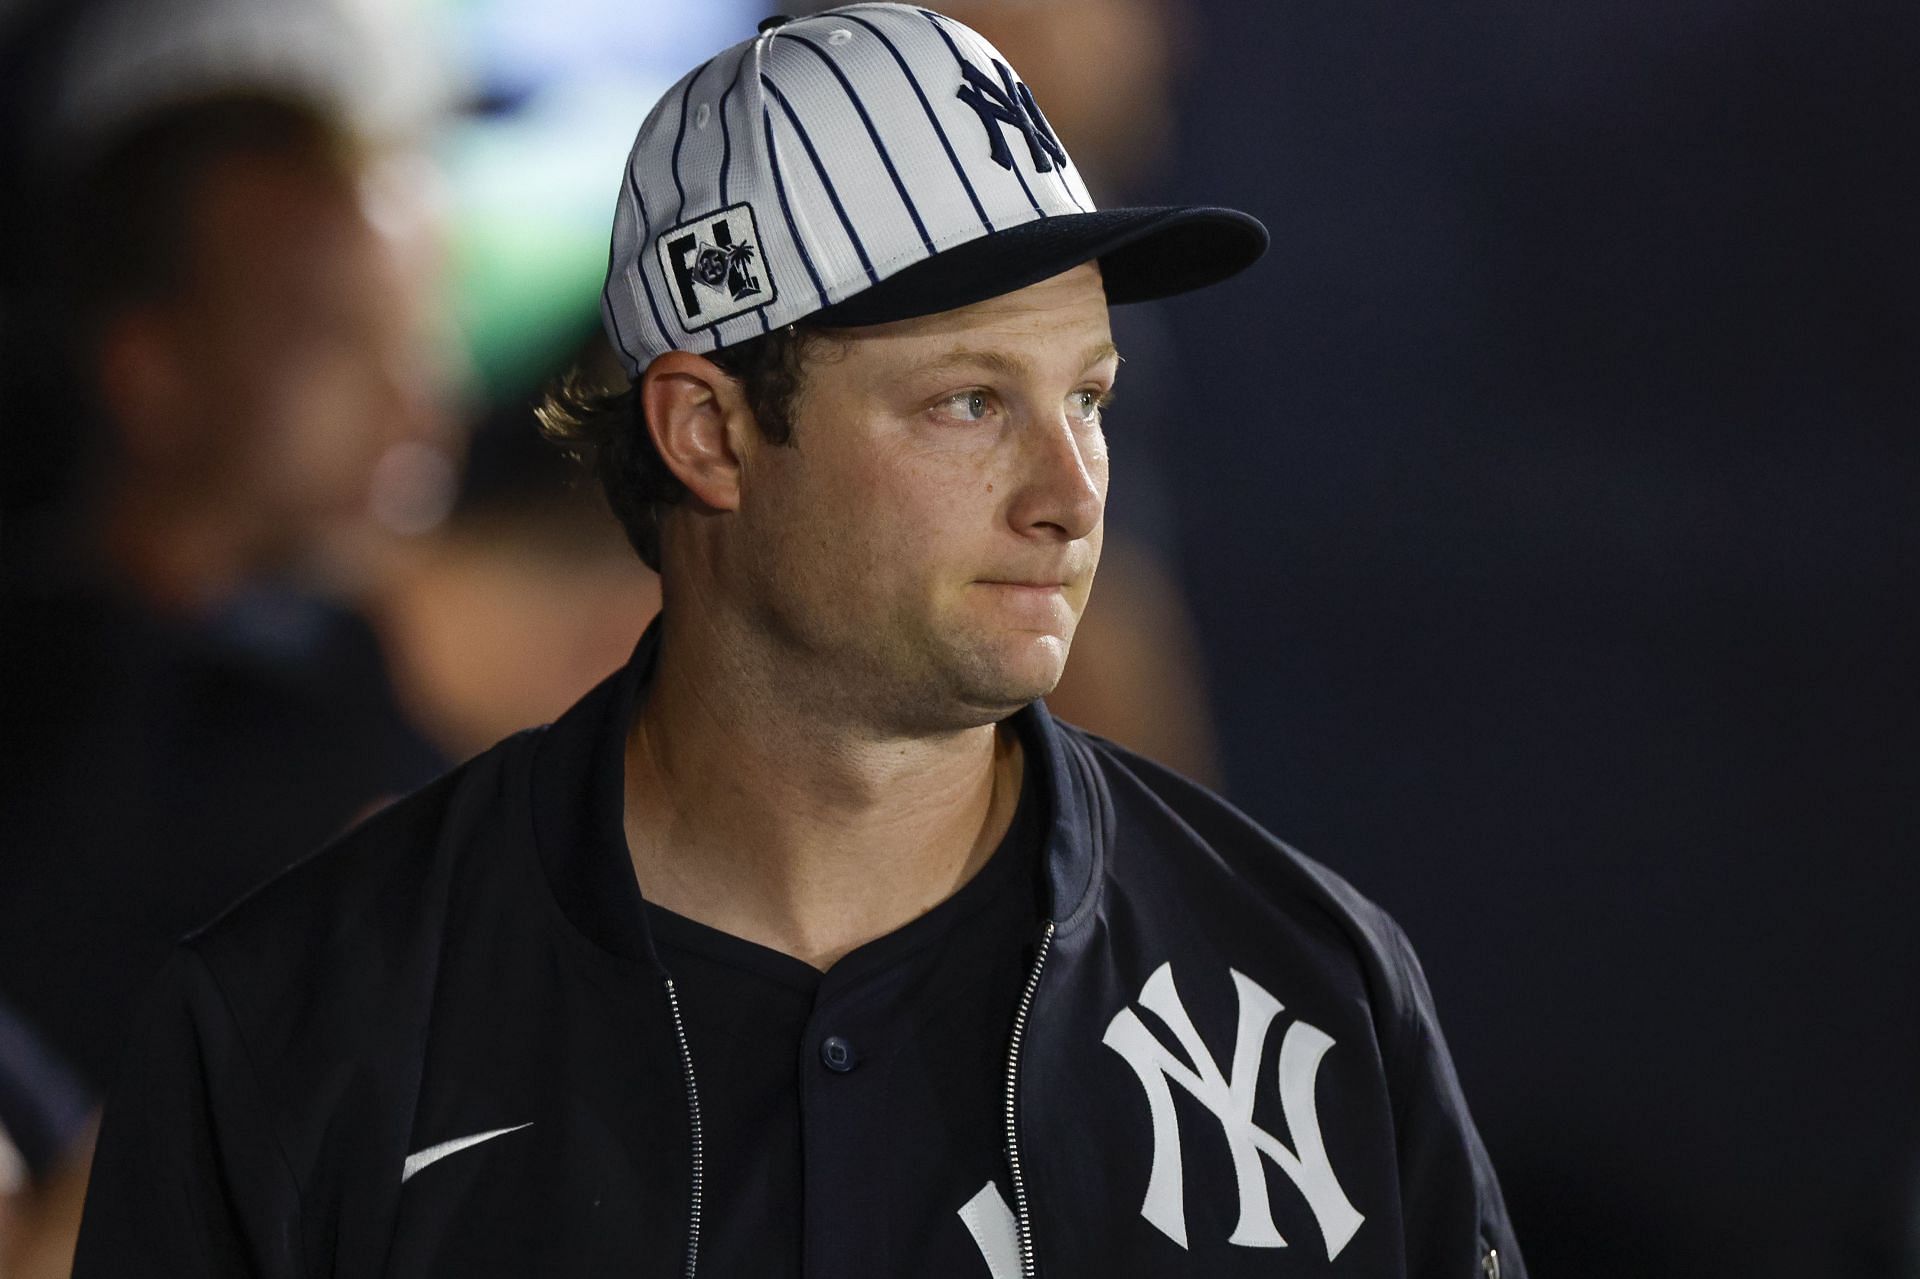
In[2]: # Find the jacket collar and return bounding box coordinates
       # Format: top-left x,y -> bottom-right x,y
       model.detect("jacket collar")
530,616 -> 1107,968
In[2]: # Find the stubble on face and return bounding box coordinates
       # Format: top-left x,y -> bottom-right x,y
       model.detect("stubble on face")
723,263 -> 1116,737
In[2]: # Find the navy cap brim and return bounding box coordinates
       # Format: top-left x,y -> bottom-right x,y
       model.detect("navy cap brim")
807,205 -> 1268,327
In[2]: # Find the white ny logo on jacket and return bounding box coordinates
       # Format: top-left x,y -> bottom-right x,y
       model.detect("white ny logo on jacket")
1102,962 -> 1365,1259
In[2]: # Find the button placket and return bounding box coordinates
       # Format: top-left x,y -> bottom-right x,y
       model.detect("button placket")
799,973 -> 892,1276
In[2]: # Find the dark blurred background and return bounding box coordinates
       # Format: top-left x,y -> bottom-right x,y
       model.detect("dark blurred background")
2,0 -> 1915,1274
1157,1 -> 1917,1274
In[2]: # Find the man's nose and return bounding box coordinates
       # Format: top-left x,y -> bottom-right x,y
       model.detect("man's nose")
1008,411 -> 1105,542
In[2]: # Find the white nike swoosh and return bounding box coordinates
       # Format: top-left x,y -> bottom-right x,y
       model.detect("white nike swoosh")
401,1123 -> 533,1184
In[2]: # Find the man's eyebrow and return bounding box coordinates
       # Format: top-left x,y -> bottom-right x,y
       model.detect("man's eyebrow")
919,340 -> 1122,378
1080,339 -> 1121,372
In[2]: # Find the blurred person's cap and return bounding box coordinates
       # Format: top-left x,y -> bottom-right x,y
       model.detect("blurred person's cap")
36,0 -> 449,163
600,3 -> 1266,379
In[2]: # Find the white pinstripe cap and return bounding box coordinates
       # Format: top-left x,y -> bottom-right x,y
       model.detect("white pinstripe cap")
601,3 -> 1265,379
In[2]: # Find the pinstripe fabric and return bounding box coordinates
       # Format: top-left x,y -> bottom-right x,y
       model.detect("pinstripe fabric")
782,33 -> 937,256
762,73 -> 879,284
602,2 -> 1104,378
915,10 -> 1042,219
841,11 -> 995,234
668,59 -> 712,228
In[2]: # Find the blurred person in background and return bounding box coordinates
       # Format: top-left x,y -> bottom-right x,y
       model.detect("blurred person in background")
0,0 -> 452,1104
0,999 -> 92,1279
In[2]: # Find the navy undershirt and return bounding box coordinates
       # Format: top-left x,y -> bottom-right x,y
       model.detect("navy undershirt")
644,740 -> 1046,1277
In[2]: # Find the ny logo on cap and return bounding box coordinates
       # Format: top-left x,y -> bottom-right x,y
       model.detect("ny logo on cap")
656,203 -> 777,331
957,59 -> 1066,174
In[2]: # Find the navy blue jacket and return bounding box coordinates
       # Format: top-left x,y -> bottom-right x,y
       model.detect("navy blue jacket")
76,626 -> 1524,1277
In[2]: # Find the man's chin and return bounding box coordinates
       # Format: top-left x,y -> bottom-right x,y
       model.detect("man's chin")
948,634 -> 1072,719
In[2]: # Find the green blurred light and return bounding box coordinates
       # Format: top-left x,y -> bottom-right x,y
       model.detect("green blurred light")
440,77 -> 662,400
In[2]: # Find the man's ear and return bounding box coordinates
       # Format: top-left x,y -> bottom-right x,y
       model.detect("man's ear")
639,351 -> 753,512
97,307 -> 192,465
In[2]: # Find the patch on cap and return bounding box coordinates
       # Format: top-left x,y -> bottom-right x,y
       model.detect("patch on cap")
654,203 -> 778,332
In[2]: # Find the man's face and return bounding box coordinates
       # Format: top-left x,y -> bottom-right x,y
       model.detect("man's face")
133,152 -> 445,561
729,262 -> 1115,732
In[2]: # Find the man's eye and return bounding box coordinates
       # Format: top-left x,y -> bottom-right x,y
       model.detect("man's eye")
1071,389 -> 1109,421
940,390 -> 992,422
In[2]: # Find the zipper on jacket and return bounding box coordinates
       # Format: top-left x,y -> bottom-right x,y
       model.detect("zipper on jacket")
663,976 -> 703,1279
1004,920 -> 1056,1279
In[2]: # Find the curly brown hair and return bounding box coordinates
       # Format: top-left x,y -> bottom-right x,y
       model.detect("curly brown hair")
537,324 -> 839,571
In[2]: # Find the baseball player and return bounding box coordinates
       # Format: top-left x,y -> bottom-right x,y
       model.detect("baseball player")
75,6 -> 1524,1276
